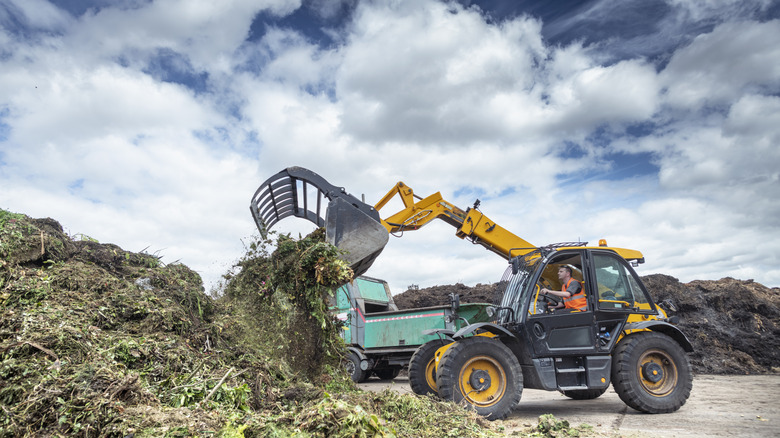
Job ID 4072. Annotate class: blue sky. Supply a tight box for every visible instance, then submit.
[1,0,779,293]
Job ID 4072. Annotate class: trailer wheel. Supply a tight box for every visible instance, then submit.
[409,339,446,396]
[345,351,368,383]
[560,387,607,400]
[374,367,401,381]
[612,331,692,413]
[436,336,522,420]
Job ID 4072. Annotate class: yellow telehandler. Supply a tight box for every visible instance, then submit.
[251,167,693,420]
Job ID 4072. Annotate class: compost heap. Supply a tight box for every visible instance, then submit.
[0,210,502,438]
[394,276,780,375]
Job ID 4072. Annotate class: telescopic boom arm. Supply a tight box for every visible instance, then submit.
[251,167,535,276]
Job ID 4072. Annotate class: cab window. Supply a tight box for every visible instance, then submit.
[594,253,649,310]
[529,252,589,315]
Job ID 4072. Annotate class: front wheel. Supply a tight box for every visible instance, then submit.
[436,336,522,420]
[611,331,692,413]
[409,339,447,396]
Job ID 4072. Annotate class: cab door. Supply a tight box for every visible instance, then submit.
[589,250,657,352]
[522,249,599,357]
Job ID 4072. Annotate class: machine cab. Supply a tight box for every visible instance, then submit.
[496,245,657,358]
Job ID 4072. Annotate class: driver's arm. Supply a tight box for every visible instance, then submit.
[542,288,571,298]
[543,281,581,298]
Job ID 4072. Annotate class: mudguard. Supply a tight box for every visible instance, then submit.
[452,322,517,340]
[422,328,456,342]
[347,346,367,362]
[624,320,694,352]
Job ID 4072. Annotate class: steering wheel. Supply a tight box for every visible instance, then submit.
[539,293,561,306]
[534,290,561,314]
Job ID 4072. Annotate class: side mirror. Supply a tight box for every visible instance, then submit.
[511,257,520,275]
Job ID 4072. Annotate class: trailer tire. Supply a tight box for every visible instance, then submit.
[436,336,522,420]
[374,367,401,381]
[409,339,447,396]
[560,387,607,400]
[345,351,368,383]
[612,331,692,413]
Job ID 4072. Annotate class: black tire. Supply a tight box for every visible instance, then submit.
[409,339,447,396]
[436,336,523,420]
[560,387,608,400]
[345,351,368,383]
[374,367,401,381]
[611,331,692,413]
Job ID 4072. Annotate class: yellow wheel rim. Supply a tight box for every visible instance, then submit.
[424,357,437,391]
[457,355,506,407]
[638,348,678,397]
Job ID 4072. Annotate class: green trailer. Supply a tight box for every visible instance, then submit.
[332,276,492,382]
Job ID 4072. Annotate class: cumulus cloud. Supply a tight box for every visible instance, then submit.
[64,0,301,70]
[0,0,72,31]
[661,20,780,109]
[666,0,775,22]
[337,1,547,145]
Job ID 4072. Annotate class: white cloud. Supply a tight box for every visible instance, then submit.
[582,196,780,287]
[661,19,780,109]
[62,0,301,72]
[0,0,72,31]
[337,1,547,145]
[724,93,780,143]
[666,0,775,22]
[545,55,660,131]
[308,0,357,20]
[3,66,218,147]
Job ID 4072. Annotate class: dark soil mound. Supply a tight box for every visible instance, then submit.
[394,274,780,375]
[393,282,500,309]
[644,274,780,375]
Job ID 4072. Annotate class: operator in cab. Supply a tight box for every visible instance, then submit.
[541,266,587,311]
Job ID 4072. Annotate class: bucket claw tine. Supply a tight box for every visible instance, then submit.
[250,167,389,276]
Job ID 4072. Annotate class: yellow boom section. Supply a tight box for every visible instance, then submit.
[374,182,535,260]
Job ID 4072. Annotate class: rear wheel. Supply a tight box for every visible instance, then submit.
[409,339,447,396]
[560,387,607,400]
[436,336,522,420]
[345,351,368,383]
[374,367,401,381]
[612,331,692,413]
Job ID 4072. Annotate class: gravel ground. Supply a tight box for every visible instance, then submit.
[359,374,779,437]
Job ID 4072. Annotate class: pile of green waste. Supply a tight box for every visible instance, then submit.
[0,209,507,437]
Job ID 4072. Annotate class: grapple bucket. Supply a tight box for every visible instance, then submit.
[250,167,389,277]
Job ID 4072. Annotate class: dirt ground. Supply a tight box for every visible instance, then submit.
[359,374,780,437]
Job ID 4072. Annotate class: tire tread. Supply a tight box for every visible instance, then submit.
[409,339,446,396]
[611,331,692,413]
[436,337,522,420]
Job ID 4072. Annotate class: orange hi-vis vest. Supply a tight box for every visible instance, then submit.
[562,278,587,311]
